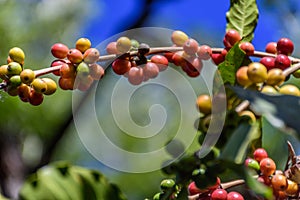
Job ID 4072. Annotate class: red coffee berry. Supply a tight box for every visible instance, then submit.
[127,67,144,85]
[197,45,212,60]
[143,62,159,79]
[271,174,288,192]
[277,38,294,55]
[112,59,131,75]
[224,29,241,48]
[172,51,185,66]
[150,55,169,71]
[18,84,31,102]
[106,42,120,54]
[260,158,276,177]
[182,57,202,77]
[211,189,227,200]
[29,89,44,106]
[265,42,277,54]
[227,191,244,200]
[163,52,174,63]
[83,48,100,64]
[239,42,255,56]
[211,53,225,65]
[60,63,75,78]
[274,54,291,70]
[89,63,104,80]
[183,38,199,55]
[67,48,83,64]
[51,59,66,76]
[187,181,207,195]
[259,57,275,71]
[51,43,69,59]
[59,77,75,90]
[253,148,268,162]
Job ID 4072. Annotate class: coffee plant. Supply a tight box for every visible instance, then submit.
[1,0,300,200]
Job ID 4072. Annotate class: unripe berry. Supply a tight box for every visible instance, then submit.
[285,179,299,197]
[20,69,35,84]
[183,38,199,55]
[260,57,275,71]
[238,110,256,122]
[67,48,83,64]
[150,55,168,71]
[244,158,260,171]
[143,62,159,79]
[31,78,47,94]
[128,67,144,85]
[130,39,139,49]
[112,59,131,75]
[211,189,227,200]
[261,85,278,94]
[274,54,291,70]
[171,30,189,46]
[279,84,300,96]
[51,43,69,59]
[76,62,90,78]
[116,36,131,53]
[160,179,175,192]
[9,47,25,64]
[7,62,22,75]
[271,174,288,191]
[239,42,255,56]
[6,85,18,96]
[247,62,268,83]
[83,48,100,64]
[265,42,277,54]
[277,38,294,55]
[75,37,91,53]
[266,68,285,86]
[260,157,276,176]
[292,69,300,78]
[42,78,57,95]
[9,75,21,87]
[253,148,268,162]
[0,65,9,80]
[236,66,252,86]
[226,191,244,200]
[196,94,212,114]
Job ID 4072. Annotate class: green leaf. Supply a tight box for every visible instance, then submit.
[218,43,250,85]
[226,0,259,42]
[19,162,127,200]
[261,116,292,170]
[220,122,260,164]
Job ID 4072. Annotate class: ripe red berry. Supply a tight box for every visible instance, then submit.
[224,29,241,48]
[182,57,202,77]
[143,62,159,79]
[265,42,277,54]
[239,42,255,56]
[18,84,30,102]
[29,89,44,106]
[271,174,288,192]
[197,45,212,60]
[67,48,83,64]
[211,189,227,200]
[187,181,207,195]
[150,55,169,71]
[60,63,75,78]
[259,57,275,71]
[260,157,276,176]
[51,43,69,59]
[127,66,144,85]
[51,59,67,76]
[277,38,294,55]
[253,148,268,162]
[211,53,225,65]
[112,59,131,75]
[172,51,185,66]
[227,191,244,200]
[183,38,199,55]
[274,54,291,70]
[59,77,75,90]
[83,48,100,64]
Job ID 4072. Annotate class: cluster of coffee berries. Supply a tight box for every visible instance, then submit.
[187,177,245,200]
[151,179,179,200]
[50,38,104,91]
[106,36,169,85]
[165,30,213,77]
[245,148,299,199]
[0,47,57,105]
